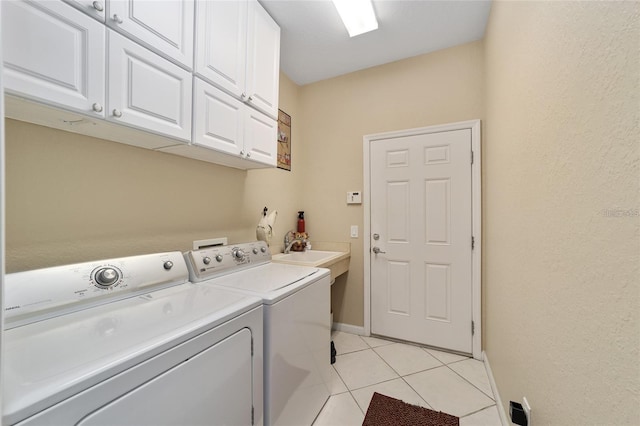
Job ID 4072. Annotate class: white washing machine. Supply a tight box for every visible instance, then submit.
[3,251,264,426]
[185,241,332,426]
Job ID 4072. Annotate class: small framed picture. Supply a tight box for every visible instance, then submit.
[277,109,291,171]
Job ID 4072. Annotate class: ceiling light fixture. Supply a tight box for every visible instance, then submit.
[331,0,378,38]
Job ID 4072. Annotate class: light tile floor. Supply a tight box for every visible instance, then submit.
[313,331,502,426]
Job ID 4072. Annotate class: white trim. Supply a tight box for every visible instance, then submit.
[362,119,482,360]
[331,322,366,336]
[0,0,6,409]
[471,119,482,360]
[483,351,509,426]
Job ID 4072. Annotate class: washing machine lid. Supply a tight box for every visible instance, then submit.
[203,262,330,303]
[3,283,262,424]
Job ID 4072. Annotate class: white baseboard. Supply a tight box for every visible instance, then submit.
[483,351,509,426]
[331,322,366,336]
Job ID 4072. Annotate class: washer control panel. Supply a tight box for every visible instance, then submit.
[185,241,271,282]
[4,251,189,329]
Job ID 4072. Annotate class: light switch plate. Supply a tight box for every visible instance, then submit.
[347,191,362,204]
[350,225,358,238]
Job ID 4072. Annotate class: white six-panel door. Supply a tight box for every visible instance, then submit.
[370,129,473,353]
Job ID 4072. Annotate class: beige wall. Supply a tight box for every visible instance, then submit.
[298,41,484,325]
[244,73,304,249]
[5,73,302,272]
[483,1,639,424]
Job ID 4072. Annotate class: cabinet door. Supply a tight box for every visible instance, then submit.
[246,0,280,120]
[108,0,194,69]
[2,0,106,118]
[244,107,277,167]
[108,30,192,141]
[193,78,244,157]
[62,0,106,22]
[195,0,247,100]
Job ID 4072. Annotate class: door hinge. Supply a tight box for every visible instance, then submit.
[472,321,475,336]
[471,150,474,165]
[471,236,475,250]
[251,406,255,425]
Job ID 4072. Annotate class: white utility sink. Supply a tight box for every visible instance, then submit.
[271,250,343,267]
[272,243,351,282]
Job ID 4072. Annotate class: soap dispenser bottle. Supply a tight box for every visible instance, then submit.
[297,211,305,233]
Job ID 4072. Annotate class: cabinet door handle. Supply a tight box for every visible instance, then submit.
[247,95,254,102]
[92,1,104,12]
[112,109,122,118]
[92,103,103,113]
[112,14,123,24]
[240,150,245,156]
[246,152,251,158]
[241,93,246,100]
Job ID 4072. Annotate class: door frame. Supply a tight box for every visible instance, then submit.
[363,119,482,360]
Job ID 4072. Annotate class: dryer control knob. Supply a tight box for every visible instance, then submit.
[252,248,259,254]
[203,257,211,265]
[261,246,267,253]
[232,248,245,261]
[163,261,174,270]
[215,254,223,262]
[95,268,119,287]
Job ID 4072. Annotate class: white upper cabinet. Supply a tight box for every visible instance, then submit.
[108,30,192,141]
[195,0,280,120]
[244,106,277,166]
[246,0,280,120]
[195,0,247,99]
[107,0,194,70]
[62,0,106,22]
[1,0,106,118]
[193,78,244,156]
[191,77,275,167]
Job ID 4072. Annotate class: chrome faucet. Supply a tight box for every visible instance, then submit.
[283,230,306,253]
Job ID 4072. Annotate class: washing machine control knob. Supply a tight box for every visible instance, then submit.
[232,248,246,261]
[163,261,173,270]
[94,268,119,288]
[203,257,211,265]
[261,246,267,253]
[252,248,259,254]
[215,254,223,262]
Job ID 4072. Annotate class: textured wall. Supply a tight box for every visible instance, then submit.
[483,1,640,424]
[4,73,302,272]
[298,41,484,326]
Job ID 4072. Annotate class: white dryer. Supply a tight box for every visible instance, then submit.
[3,252,264,426]
[185,241,332,426]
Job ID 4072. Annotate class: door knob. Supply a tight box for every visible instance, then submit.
[372,247,386,254]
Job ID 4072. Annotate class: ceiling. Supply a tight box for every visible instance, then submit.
[260,0,492,86]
